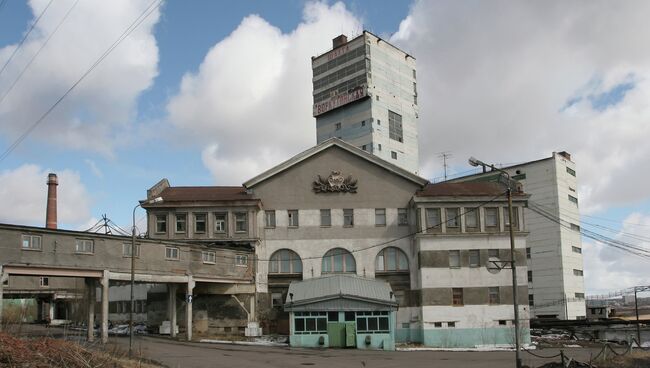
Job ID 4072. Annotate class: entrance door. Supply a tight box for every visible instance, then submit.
[327,323,346,347]
[345,322,356,347]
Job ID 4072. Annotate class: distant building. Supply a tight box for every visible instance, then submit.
[312,31,419,174]
[450,151,586,319]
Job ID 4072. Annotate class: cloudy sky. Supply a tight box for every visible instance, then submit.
[0,0,649,294]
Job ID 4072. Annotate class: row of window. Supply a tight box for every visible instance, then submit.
[21,234,249,267]
[448,249,501,268]
[312,44,367,77]
[265,208,409,228]
[268,247,409,275]
[526,245,581,260]
[293,310,390,335]
[155,212,248,235]
[109,300,146,314]
[452,287,502,306]
[421,206,519,233]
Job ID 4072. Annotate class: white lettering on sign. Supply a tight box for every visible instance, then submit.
[313,85,367,116]
[328,45,350,61]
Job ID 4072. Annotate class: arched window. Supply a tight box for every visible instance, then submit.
[322,248,356,273]
[269,249,302,274]
[375,247,409,272]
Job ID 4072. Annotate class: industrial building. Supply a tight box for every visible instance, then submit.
[449,152,586,319]
[312,32,420,174]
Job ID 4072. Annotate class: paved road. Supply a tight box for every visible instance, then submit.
[108,336,607,368]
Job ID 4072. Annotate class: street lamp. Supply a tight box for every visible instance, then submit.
[468,157,522,368]
[130,196,163,357]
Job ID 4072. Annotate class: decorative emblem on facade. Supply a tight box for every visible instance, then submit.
[313,171,358,193]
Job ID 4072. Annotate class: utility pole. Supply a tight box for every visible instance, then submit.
[635,286,641,346]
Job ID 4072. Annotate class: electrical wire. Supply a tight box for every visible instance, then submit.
[0,0,80,107]
[0,0,54,78]
[0,0,162,164]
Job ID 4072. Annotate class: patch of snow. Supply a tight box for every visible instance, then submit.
[199,339,288,347]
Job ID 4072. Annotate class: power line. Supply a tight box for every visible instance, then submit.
[0,0,162,164]
[0,0,8,14]
[0,0,80,107]
[0,0,54,78]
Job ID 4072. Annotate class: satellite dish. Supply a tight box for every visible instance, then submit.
[486,256,502,274]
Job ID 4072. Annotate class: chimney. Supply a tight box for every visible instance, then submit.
[332,35,348,49]
[46,173,58,229]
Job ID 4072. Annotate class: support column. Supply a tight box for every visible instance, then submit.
[0,266,6,332]
[168,284,177,338]
[48,301,55,321]
[186,276,195,341]
[100,271,109,343]
[87,278,95,342]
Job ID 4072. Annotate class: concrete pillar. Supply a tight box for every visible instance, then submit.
[100,271,109,343]
[0,266,5,332]
[87,279,95,342]
[48,301,55,321]
[168,284,177,338]
[186,276,195,341]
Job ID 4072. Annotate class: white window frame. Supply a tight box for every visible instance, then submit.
[75,239,94,254]
[288,210,299,227]
[320,209,331,227]
[343,209,354,227]
[485,207,499,228]
[235,254,248,267]
[155,214,167,234]
[194,213,207,233]
[446,208,460,228]
[165,247,179,260]
[449,250,460,268]
[469,249,480,267]
[39,277,49,287]
[265,210,276,228]
[202,251,216,264]
[175,213,187,233]
[375,208,386,226]
[123,243,140,258]
[214,213,227,233]
[235,212,248,233]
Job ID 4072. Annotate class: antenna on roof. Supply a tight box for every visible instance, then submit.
[438,151,453,181]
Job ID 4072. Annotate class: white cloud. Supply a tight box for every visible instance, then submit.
[84,159,103,178]
[167,1,362,184]
[583,212,650,294]
[390,0,650,213]
[0,164,92,227]
[0,0,160,157]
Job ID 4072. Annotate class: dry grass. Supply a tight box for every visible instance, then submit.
[597,350,650,368]
[0,332,161,368]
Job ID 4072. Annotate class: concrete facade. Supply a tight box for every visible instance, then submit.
[312,31,419,174]
[450,152,586,319]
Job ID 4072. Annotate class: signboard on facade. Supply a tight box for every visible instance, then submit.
[313,85,367,117]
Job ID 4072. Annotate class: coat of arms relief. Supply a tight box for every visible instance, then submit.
[313,171,358,193]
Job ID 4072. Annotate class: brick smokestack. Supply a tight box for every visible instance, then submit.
[46,173,58,229]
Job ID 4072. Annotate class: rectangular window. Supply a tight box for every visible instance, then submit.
[343,209,354,227]
[214,213,227,233]
[528,270,533,282]
[573,269,583,276]
[446,208,460,228]
[21,235,42,250]
[526,247,531,259]
[566,167,576,176]
[175,213,186,233]
[202,251,216,264]
[391,151,397,160]
[572,246,582,254]
[489,287,500,304]
[575,292,585,299]
[568,195,578,205]
[529,294,534,306]
[335,122,341,130]
[503,207,519,230]
[194,213,207,233]
[265,210,276,228]
[40,277,49,287]
[488,249,499,258]
[271,293,283,308]
[235,212,248,232]
[155,214,167,233]
[452,288,463,306]
[434,322,442,328]
[165,247,179,260]
[123,243,140,258]
[570,223,581,231]
[388,110,403,142]
[485,208,499,229]
[426,208,441,231]
[288,210,299,227]
[398,208,408,226]
[75,239,94,254]
[465,209,479,230]
[320,209,331,227]
[375,208,386,226]
[469,250,480,267]
[449,250,460,268]
[236,255,248,267]
[499,320,507,326]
